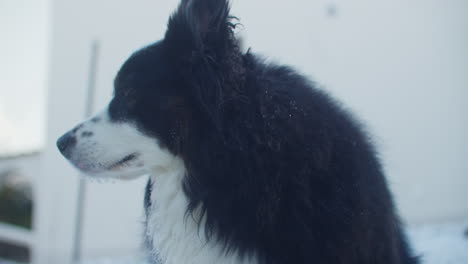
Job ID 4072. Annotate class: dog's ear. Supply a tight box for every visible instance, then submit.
[165,0,234,55]
[165,0,243,131]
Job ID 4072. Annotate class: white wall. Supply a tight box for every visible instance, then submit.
[0,0,50,154]
[41,0,468,262]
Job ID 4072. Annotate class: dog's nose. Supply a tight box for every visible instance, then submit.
[57,132,77,156]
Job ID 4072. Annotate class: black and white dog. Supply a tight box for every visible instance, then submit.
[57,0,419,263]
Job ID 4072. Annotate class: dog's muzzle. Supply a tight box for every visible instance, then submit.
[57,131,77,158]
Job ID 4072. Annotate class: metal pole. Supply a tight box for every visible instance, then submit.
[72,40,100,263]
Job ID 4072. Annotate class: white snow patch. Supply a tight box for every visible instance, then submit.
[409,220,468,264]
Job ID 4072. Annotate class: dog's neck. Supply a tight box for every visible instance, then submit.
[148,157,186,180]
[145,158,254,264]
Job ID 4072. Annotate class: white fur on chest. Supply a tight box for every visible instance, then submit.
[145,159,256,264]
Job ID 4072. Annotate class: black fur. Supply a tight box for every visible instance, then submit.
[112,0,419,263]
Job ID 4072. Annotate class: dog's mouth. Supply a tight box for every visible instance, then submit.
[109,153,140,170]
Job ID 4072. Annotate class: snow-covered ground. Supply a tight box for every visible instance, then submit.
[409,220,468,264]
[81,220,468,264]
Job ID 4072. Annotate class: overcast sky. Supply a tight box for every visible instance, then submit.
[0,0,50,154]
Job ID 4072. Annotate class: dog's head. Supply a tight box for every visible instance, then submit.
[57,0,241,179]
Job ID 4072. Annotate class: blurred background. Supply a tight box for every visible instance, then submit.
[0,0,467,263]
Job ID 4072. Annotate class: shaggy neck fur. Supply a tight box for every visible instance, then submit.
[145,158,256,264]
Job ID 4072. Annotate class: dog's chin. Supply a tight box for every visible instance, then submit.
[67,156,147,181]
[89,169,147,181]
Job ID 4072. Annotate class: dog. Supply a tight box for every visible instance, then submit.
[57,0,419,263]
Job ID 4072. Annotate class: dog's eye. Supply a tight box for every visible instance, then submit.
[109,97,132,121]
[126,97,137,109]
[158,96,185,110]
